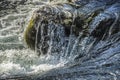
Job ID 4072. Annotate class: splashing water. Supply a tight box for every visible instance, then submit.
[0,0,69,77]
[0,0,120,79]
[0,0,90,77]
[0,0,88,77]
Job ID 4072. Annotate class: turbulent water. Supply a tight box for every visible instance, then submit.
[0,0,67,78]
[0,0,120,80]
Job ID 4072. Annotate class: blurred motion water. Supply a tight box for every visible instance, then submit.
[0,0,120,80]
[0,0,66,77]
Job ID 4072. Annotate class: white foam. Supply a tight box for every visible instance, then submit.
[0,0,69,77]
[0,49,66,76]
[0,62,26,75]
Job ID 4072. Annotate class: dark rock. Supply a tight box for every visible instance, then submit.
[22,0,120,80]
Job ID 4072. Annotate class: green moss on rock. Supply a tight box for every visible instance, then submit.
[24,14,38,50]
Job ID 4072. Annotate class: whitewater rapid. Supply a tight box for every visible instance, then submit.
[0,0,68,77]
[0,0,120,80]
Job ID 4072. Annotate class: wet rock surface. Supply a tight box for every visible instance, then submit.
[23,0,120,80]
[1,0,120,80]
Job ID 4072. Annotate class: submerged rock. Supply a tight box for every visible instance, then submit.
[23,0,120,79]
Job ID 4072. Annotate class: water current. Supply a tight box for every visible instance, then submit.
[0,0,120,80]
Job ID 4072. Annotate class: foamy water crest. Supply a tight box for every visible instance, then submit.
[0,0,120,80]
[0,49,66,76]
[0,0,69,77]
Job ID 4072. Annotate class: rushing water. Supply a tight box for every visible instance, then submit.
[0,0,66,77]
[0,0,86,76]
[0,0,120,80]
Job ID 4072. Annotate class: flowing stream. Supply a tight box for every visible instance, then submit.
[0,0,67,77]
[0,0,120,80]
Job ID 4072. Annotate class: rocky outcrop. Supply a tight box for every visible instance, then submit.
[23,0,120,79]
[24,0,120,52]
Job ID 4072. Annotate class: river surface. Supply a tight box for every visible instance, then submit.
[0,0,120,80]
[0,0,66,77]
